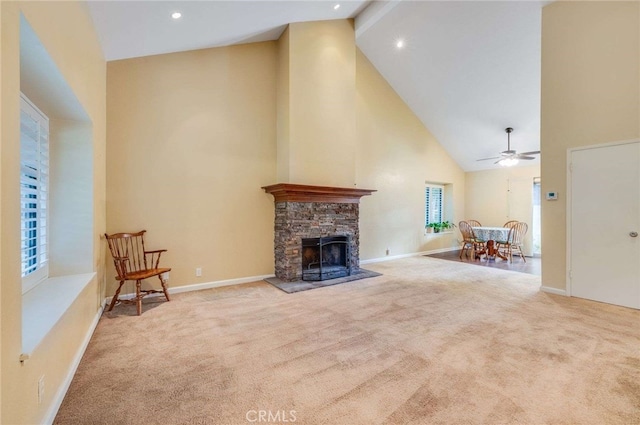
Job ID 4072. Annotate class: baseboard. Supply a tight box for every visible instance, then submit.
[168,274,275,294]
[540,286,567,296]
[105,273,275,304]
[43,303,104,425]
[361,247,458,265]
[424,247,460,255]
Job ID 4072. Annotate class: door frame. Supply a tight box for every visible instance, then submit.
[566,138,640,297]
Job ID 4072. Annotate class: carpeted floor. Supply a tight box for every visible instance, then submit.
[54,257,640,425]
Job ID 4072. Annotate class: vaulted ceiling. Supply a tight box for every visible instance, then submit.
[87,0,544,172]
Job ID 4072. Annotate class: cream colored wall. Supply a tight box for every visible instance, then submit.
[355,50,465,259]
[541,1,639,291]
[0,6,22,421]
[0,3,5,419]
[276,27,291,183]
[49,120,94,277]
[0,1,106,424]
[285,20,357,187]
[18,279,99,425]
[106,43,277,293]
[465,165,540,256]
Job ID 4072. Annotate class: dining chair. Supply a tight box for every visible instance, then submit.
[496,222,528,262]
[105,230,171,315]
[458,221,485,259]
[503,220,519,229]
[467,220,482,227]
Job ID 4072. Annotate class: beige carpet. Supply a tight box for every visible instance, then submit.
[54,257,640,425]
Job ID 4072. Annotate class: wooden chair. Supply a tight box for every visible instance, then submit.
[467,220,482,227]
[496,222,528,262]
[458,221,485,259]
[105,230,171,315]
[503,220,519,229]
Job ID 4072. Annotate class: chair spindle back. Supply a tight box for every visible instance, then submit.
[503,220,519,229]
[509,222,528,245]
[105,230,148,279]
[458,221,475,242]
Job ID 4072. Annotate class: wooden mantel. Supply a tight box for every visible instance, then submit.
[262,183,376,204]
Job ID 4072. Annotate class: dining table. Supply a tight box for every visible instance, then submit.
[472,226,511,260]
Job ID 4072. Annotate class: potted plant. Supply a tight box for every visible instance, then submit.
[427,222,442,233]
[426,221,456,233]
[440,221,456,231]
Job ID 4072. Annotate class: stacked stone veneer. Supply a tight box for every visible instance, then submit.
[275,202,359,281]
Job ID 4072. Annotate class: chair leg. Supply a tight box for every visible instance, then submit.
[108,280,126,311]
[460,242,471,259]
[519,245,526,262]
[136,280,142,316]
[158,275,171,301]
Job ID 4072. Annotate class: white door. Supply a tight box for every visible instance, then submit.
[570,141,640,309]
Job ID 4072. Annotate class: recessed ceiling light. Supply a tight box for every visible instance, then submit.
[171,11,182,19]
[396,39,405,49]
[334,4,341,10]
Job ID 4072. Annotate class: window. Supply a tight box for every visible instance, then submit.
[532,177,541,255]
[425,183,443,226]
[20,94,49,293]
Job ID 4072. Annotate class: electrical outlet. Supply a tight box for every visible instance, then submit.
[196,267,202,277]
[38,375,45,405]
[386,248,390,256]
[161,272,169,281]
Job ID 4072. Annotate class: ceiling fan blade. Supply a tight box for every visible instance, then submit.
[478,128,540,163]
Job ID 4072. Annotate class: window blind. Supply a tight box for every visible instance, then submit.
[425,184,443,226]
[20,94,49,291]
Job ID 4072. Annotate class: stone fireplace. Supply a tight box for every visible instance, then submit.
[262,184,375,282]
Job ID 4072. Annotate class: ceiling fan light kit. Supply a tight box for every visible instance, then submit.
[499,157,519,167]
[477,127,540,167]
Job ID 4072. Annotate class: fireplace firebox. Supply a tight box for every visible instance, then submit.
[301,235,351,281]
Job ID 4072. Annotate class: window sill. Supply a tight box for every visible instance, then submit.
[22,272,96,358]
[424,230,454,236]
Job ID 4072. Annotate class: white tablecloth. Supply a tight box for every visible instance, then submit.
[472,226,510,242]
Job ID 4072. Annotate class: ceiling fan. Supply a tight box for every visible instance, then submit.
[477,127,540,166]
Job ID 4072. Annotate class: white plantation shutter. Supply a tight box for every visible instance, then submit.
[20,94,49,292]
[425,184,443,226]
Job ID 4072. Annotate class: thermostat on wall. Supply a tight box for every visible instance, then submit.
[546,192,558,200]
